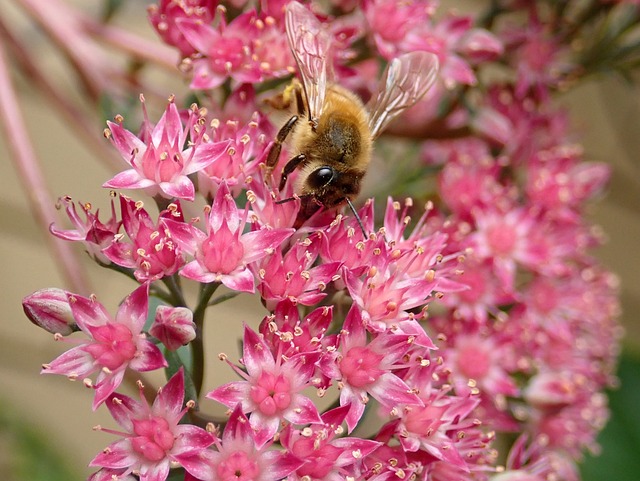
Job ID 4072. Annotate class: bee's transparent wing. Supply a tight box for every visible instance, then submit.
[367,52,439,139]
[285,2,331,123]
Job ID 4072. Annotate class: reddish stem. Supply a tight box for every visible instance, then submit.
[0,39,91,294]
[0,20,122,172]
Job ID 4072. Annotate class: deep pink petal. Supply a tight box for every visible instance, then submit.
[163,218,205,255]
[107,121,147,162]
[116,284,149,333]
[209,182,240,233]
[93,369,126,409]
[261,450,304,481]
[207,381,250,409]
[102,241,136,268]
[139,459,171,481]
[153,368,184,419]
[369,373,422,407]
[42,345,94,378]
[172,425,216,454]
[104,392,143,432]
[189,61,226,90]
[159,176,195,201]
[220,269,255,293]
[241,228,295,264]
[153,101,183,147]
[242,325,275,376]
[90,439,137,469]
[179,261,219,283]
[67,292,110,329]
[249,412,281,448]
[103,169,155,190]
[333,438,381,466]
[286,395,321,425]
[176,18,219,54]
[340,386,365,433]
[129,339,167,372]
[223,405,253,445]
[176,451,216,481]
[183,140,231,175]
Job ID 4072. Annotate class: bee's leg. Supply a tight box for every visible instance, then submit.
[279,153,306,191]
[266,115,299,170]
[294,86,305,117]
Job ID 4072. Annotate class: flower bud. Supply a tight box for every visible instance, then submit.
[523,372,577,409]
[150,305,196,351]
[22,288,77,335]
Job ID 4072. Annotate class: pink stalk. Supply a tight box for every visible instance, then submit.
[15,0,110,101]
[0,40,91,294]
[83,22,178,71]
[0,21,122,172]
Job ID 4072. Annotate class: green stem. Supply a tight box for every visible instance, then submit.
[191,282,220,397]
[162,274,187,307]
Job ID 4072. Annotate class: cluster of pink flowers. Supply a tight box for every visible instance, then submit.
[21,1,627,481]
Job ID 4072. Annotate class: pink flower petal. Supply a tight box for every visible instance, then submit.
[67,292,110,329]
[220,268,255,293]
[163,218,205,255]
[103,169,155,190]
[115,284,149,334]
[153,368,184,419]
[128,339,167,372]
[107,121,146,162]
[90,439,137,469]
[286,394,321,425]
[42,345,94,378]
[159,176,195,201]
[184,140,231,175]
[179,261,219,283]
[242,325,275,376]
[242,228,295,264]
[207,381,250,409]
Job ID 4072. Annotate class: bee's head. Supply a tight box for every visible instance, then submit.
[303,166,362,208]
[307,166,336,189]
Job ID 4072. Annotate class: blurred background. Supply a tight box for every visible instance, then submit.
[0,1,639,480]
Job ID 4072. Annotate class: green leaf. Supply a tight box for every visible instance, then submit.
[165,348,198,405]
[581,351,640,481]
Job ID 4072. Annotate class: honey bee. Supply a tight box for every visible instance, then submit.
[266,2,439,232]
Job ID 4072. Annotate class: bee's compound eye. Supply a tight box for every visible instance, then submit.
[309,167,335,188]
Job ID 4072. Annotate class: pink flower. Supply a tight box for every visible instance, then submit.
[344,239,438,336]
[50,195,120,264]
[470,206,540,289]
[320,306,423,432]
[280,405,381,480]
[150,305,196,351]
[255,236,341,311]
[104,96,230,201]
[444,332,519,400]
[22,288,77,335]
[148,0,218,57]
[41,284,167,409]
[102,195,185,282]
[188,405,303,481]
[90,368,215,481]
[165,182,294,292]
[197,112,272,200]
[259,299,334,358]
[207,324,322,446]
[177,8,292,90]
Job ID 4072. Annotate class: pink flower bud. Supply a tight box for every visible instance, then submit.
[524,372,577,409]
[22,288,76,335]
[150,305,196,351]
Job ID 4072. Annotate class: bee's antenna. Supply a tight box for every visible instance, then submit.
[275,196,298,205]
[345,198,368,239]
